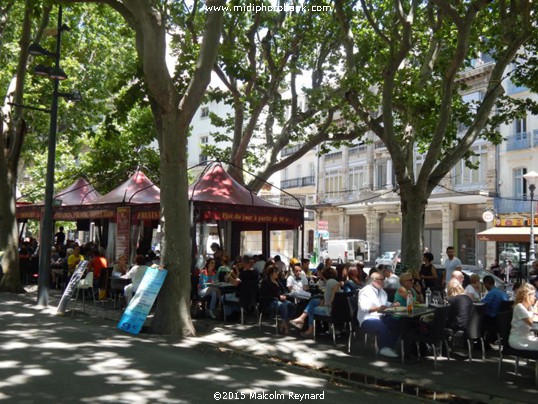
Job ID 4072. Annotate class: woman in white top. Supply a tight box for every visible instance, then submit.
[121,254,148,304]
[464,274,481,302]
[509,283,538,351]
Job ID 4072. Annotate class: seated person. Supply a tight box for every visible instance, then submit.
[217,254,232,282]
[112,254,129,277]
[88,247,108,291]
[287,263,310,298]
[198,258,218,318]
[121,254,148,304]
[290,267,341,337]
[383,265,400,289]
[356,271,401,358]
[395,272,424,306]
[446,279,473,332]
[260,264,296,335]
[481,275,509,342]
[464,274,482,302]
[509,282,538,351]
[67,245,84,276]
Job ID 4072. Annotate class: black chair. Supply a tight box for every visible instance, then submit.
[348,291,378,355]
[384,287,397,303]
[313,291,353,349]
[400,305,451,368]
[496,310,538,387]
[258,297,282,334]
[222,280,259,324]
[445,303,486,361]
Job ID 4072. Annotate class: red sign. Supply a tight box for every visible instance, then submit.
[318,220,329,231]
[116,207,131,261]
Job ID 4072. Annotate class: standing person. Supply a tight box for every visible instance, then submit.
[509,283,538,350]
[489,260,501,278]
[54,226,66,247]
[503,260,514,283]
[357,272,401,358]
[443,246,462,287]
[274,255,287,275]
[121,254,148,304]
[419,252,437,290]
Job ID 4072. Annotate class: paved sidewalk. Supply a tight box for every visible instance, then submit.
[15,286,538,403]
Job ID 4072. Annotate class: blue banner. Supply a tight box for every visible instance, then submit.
[117,267,167,335]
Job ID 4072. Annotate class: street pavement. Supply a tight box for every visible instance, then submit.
[1,286,537,403]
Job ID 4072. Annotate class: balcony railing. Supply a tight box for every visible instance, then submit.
[281,176,315,189]
[349,144,367,155]
[281,143,303,157]
[324,151,342,160]
[494,197,532,214]
[506,132,531,151]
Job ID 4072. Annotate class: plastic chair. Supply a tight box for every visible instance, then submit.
[313,291,353,348]
[72,272,97,315]
[496,310,538,387]
[400,305,451,368]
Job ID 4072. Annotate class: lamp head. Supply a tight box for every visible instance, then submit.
[29,43,56,57]
[34,64,51,77]
[523,170,538,188]
[48,66,68,80]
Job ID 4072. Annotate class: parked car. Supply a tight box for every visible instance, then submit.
[460,265,507,291]
[499,247,526,263]
[375,251,400,269]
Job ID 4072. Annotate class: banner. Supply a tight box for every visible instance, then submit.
[116,207,131,261]
[56,260,88,315]
[117,267,168,335]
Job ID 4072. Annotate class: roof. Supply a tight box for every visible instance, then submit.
[92,171,160,205]
[55,178,101,205]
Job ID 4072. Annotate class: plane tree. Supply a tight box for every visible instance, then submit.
[333,0,537,270]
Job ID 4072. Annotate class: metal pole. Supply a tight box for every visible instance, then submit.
[530,184,536,263]
[37,6,63,306]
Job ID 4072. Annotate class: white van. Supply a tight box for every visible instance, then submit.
[321,239,369,263]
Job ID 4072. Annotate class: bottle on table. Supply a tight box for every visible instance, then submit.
[406,290,413,315]
[425,287,432,306]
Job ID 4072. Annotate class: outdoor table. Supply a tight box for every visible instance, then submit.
[383,305,435,319]
[110,277,131,309]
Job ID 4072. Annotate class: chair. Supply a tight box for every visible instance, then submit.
[222,281,259,324]
[258,297,282,334]
[348,291,378,355]
[72,272,97,315]
[496,310,538,387]
[313,291,353,349]
[445,302,483,362]
[400,305,450,368]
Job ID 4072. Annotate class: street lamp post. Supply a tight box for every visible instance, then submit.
[523,170,538,281]
[34,6,68,306]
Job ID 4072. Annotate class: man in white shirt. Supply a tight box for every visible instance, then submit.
[443,246,462,286]
[358,272,401,358]
[253,254,266,275]
[382,266,400,289]
[286,264,311,298]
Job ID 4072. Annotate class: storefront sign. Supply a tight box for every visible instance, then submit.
[495,218,525,227]
[116,207,131,261]
[217,212,293,224]
[482,211,494,223]
[318,220,329,231]
[117,267,168,335]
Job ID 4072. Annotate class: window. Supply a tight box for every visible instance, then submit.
[309,162,315,177]
[325,170,341,198]
[453,147,486,187]
[200,106,209,118]
[200,136,209,145]
[296,164,302,179]
[349,166,366,191]
[283,168,289,181]
[515,118,527,135]
[514,167,527,199]
[375,161,387,189]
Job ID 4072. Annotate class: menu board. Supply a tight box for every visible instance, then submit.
[116,207,131,261]
[56,260,88,315]
[117,267,167,335]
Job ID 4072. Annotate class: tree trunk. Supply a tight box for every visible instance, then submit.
[0,122,25,294]
[150,110,195,337]
[399,184,428,273]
